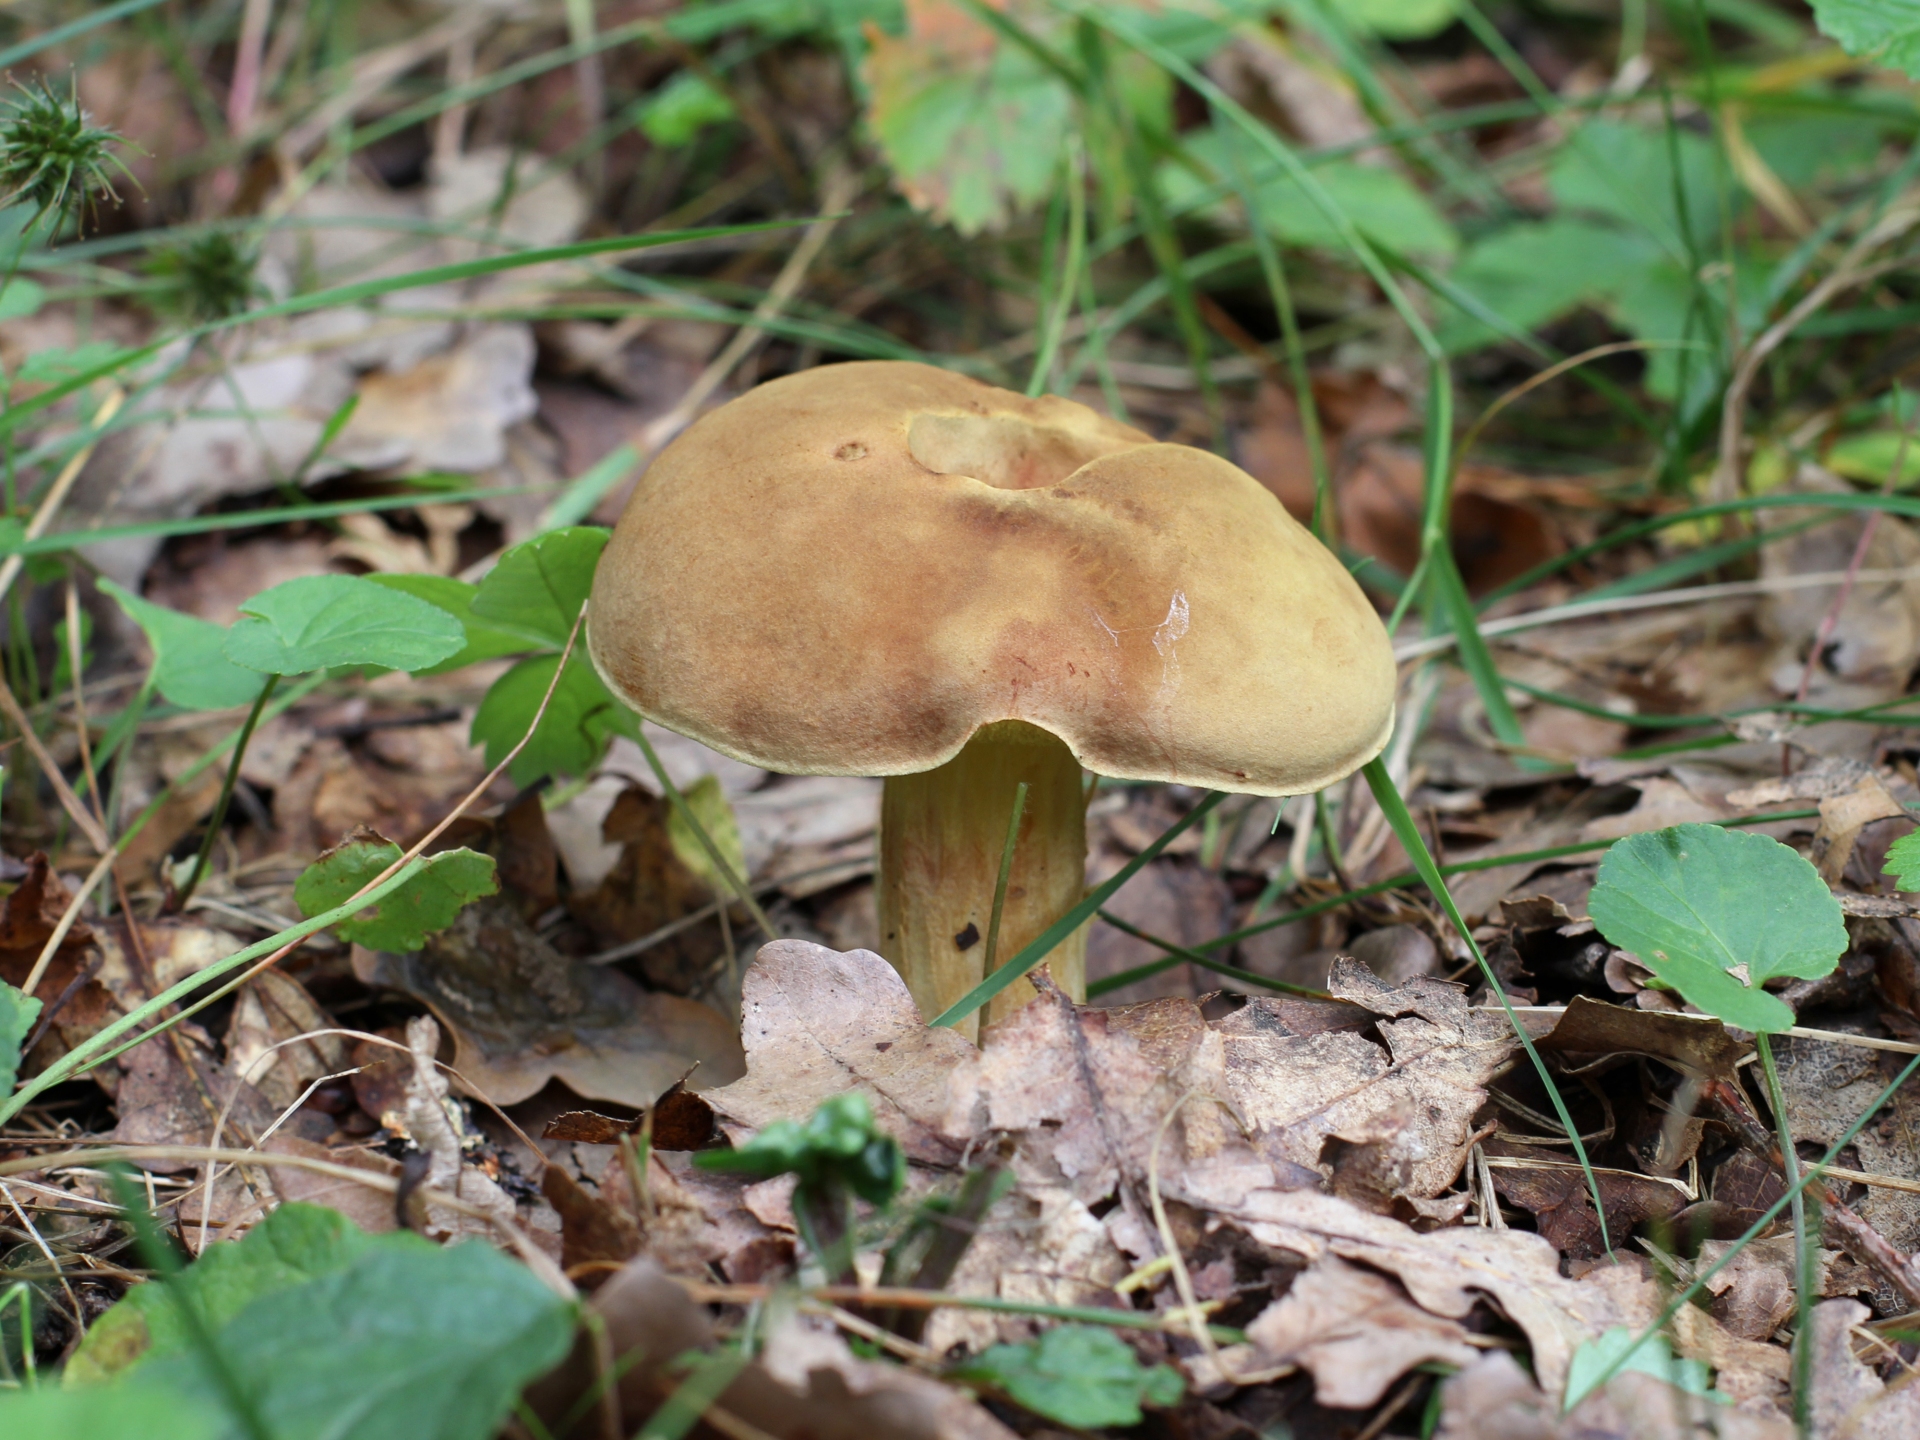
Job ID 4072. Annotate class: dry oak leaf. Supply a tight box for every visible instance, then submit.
[943,981,1271,1209]
[1217,958,1515,1200]
[704,940,978,1164]
[1436,1349,1794,1440]
[1243,1254,1480,1409]
[1213,1188,1627,1401]
[1808,1299,1920,1440]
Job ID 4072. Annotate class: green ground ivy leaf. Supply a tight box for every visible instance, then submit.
[1884,830,1920,890]
[1813,1,1920,77]
[1563,1327,1719,1413]
[68,1203,380,1384]
[1437,217,1660,353]
[111,1215,573,1440]
[470,651,631,786]
[1588,823,1847,1034]
[294,834,498,953]
[0,978,42,1096]
[956,1325,1184,1428]
[862,1,1072,235]
[224,574,465,676]
[469,526,609,650]
[98,579,266,711]
[364,573,532,675]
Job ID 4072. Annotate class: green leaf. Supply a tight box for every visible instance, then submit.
[469,526,609,649]
[1587,824,1847,1034]
[957,1325,1185,1428]
[14,339,133,384]
[68,1203,380,1384]
[469,652,629,787]
[1170,127,1457,258]
[223,575,466,676]
[0,276,42,320]
[1343,0,1456,40]
[697,1093,906,1207]
[1548,119,1731,257]
[863,6,1074,235]
[638,72,737,146]
[294,835,499,953]
[668,774,748,895]
[97,579,267,711]
[363,574,532,675]
[1884,830,1920,891]
[0,978,42,1096]
[142,1218,573,1440]
[1563,1327,1719,1412]
[1813,0,1920,77]
[1436,217,1659,353]
[0,1381,223,1439]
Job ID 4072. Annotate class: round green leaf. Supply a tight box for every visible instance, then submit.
[98,578,267,711]
[294,834,499,953]
[223,574,466,675]
[960,1325,1184,1428]
[1588,824,1846,1034]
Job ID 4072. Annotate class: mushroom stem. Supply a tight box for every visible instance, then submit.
[877,720,1087,1040]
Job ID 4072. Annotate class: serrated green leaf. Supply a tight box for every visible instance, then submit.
[469,527,609,650]
[1436,217,1660,352]
[1548,120,1731,257]
[668,774,747,896]
[97,579,267,711]
[294,836,498,952]
[1563,1326,1719,1412]
[1884,829,1920,891]
[470,652,630,787]
[223,575,466,676]
[363,573,532,675]
[1588,824,1846,1034]
[862,4,1073,236]
[0,978,42,1096]
[68,1203,381,1384]
[1813,0,1920,77]
[958,1325,1184,1428]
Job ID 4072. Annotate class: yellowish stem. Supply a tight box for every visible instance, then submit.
[877,721,1087,1041]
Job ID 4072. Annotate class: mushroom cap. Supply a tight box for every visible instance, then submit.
[588,361,1396,796]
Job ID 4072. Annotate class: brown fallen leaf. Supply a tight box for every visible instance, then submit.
[569,782,725,994]
[1436,1349,1794,1440]
[1243,1254,1479,1409]
[353,892,743,1108]
[1483,1140,1685,1261]
[397,1015,517,1244]
[264,1133,401,1235]
[541,1164,641,1274]
[524,1257,1016,1440]
[223,970,348,1114]
[704,940,977,1165]
[1219,959,1515,1202]
[1808,1298,1920,1440]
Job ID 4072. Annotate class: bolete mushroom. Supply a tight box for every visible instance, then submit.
[587,361,1396,1036]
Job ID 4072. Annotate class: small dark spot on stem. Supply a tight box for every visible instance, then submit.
[834,441,868,461]
[954,922,980,950]
[875,1041,892,1052]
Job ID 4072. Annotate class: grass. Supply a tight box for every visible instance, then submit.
[3,0,1920,1425]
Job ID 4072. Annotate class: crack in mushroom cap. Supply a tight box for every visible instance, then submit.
[587,361,1397,795]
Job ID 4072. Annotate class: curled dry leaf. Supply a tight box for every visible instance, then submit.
[353,893,743,1108]
[397,1015,517,1244]
[1437,1349,1794,1440]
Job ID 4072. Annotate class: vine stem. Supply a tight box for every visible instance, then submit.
[1755,1031,1814,1435]
[174,672,278,910]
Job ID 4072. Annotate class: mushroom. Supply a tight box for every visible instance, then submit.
[587,361,1396,1036]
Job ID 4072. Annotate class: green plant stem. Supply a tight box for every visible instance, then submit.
[981,782,1030,975]
[1756,1031,1814,1434]
[1027,142,1085,397]
[1365,758,1613,1253]
[175,673,277,910]
[1093,908,1334,1000]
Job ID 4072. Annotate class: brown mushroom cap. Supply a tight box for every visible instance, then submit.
[588,361,1396,795]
